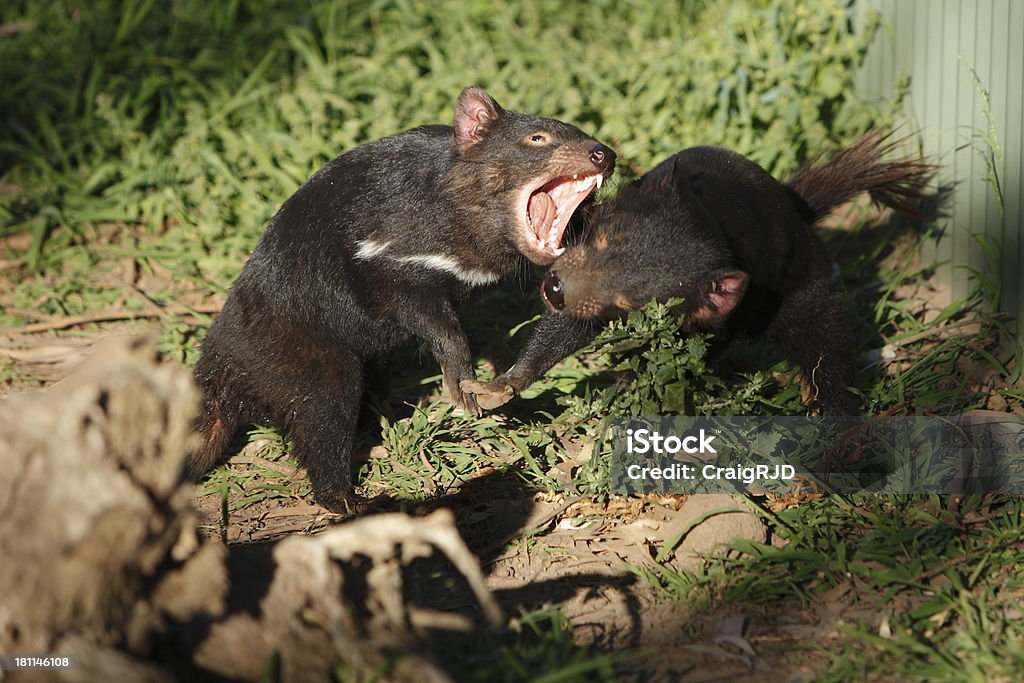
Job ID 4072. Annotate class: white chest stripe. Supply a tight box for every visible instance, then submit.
[354,239,391,259]
[394,254,500,286]
[354,239,499,287]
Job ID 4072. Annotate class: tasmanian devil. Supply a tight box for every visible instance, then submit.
[187,87,616,512]
[461,130,932,415]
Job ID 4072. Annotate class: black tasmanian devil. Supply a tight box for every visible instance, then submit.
[462,130,932,415]
[187,87,616,512]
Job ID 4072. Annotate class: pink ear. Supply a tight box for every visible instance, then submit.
[454,87,502,147]
[693,270,748,323]
[655,157,678,192]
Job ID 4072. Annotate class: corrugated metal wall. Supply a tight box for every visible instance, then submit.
[856,0,1023,338]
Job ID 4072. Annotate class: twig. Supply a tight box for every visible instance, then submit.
[124,282,171,319]
[0,303,222,335]
[885,317,989,349]
[2,307,52,322]
[230,455,297,477]
[418,448,436,472]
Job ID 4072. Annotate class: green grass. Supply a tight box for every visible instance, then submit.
[626,494,1024,680]
[2,0,1022,681]
[427,608,632,683]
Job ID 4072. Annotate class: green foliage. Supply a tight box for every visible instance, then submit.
[371,403,512,498]
[580,299,784,416]
[626,494,1024,679]
[1,0,880,253]
[744,496,1024,680]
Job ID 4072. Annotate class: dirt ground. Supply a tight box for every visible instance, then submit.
[2,219,1019,681]
[190,455,857,681]
[0,331,852,681]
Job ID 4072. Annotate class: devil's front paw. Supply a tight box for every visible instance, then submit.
[315,487,369,516]
[459,378,516,411]
[443,374,483,416]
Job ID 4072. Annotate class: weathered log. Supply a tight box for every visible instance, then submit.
[0,337,501,682]
[0,336,205,682]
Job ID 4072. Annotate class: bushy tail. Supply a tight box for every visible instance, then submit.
[785,129,935,222]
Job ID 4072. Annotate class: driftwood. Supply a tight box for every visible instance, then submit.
[0,337,502,682]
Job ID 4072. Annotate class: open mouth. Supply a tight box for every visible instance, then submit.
[520,173,602,262]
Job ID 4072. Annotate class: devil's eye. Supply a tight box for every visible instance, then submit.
[526,132,550,145]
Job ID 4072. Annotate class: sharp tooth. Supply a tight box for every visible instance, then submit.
[572,174,579,180]
[552,246,565,256]
[596,175,603,189]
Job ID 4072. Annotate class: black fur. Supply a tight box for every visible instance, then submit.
[188,88,615,512]
[462,130,933,415]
